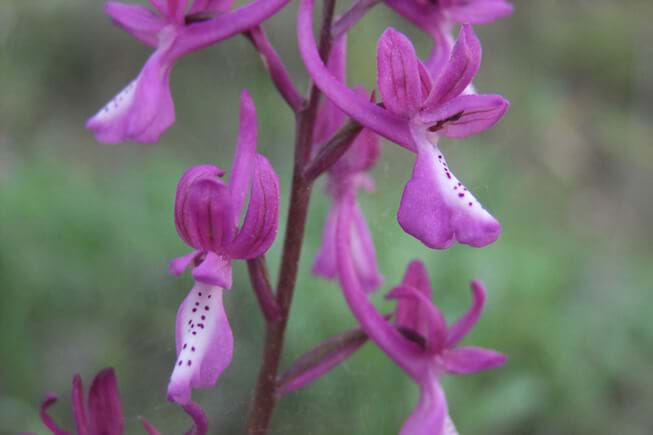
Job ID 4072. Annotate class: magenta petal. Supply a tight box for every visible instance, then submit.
[446,280,486,347]
[104,2,165,47]
[397,130,501,248]
[377,28,425,118]
[182,401,209,435]
[166,0,187,23]
[168,283,234,405]
[447,0,514,24]
[330,126,381,177]
[86,41,176,144]
[420,94,510,139]
[182,177,235,253]
[400,378,448,435]
[189,0,234,14]
[169,250,203,276]
[229,91,258,217]
[314,200,382,292]
[298,0,414,149]
[394,261,439,345]
[387,284,447,353]
[192,252,233,288]
[71,375,89,435]
[425,24,481,107]
[442,346,507,374]
[87,368,125,435]
[40,394,71,435]
[228,155,280,259]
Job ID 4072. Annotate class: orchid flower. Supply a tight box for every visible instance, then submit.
[311,36,383,292]
[299,0,508,249]
[384,0,513,73]
[335,199,507,435]
[166,91,280,405]
[86,0,289,144]
[39,368,208,435]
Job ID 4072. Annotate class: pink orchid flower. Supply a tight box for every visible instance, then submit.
[86,0,289,144]
[167,91,280,405]
[299,0,509,249]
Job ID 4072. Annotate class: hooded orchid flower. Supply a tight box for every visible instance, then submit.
[335,199,507,435]
[166,91,280,405]
[86,0,289,144]
[299,0,508,249]
[384,0,513,73]
[311,36,383,293]
[39,368,208,435]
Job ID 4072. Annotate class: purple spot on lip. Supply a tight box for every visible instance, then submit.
[468,202,473,206]
[187,360,192,367]
[183,343,187,349]
[191,347,196,352]
[192,331,197,335]
[458,193,465,198]
[205,306,209,311]
[208,294,212,299]
[198,292,202,296]
[201,315,206,320]
[454,186,458,190]
[192,308,197,313]
[446,174,452,179]
[178,360,182,366]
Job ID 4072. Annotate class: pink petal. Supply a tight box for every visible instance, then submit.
[446,0,513,24]
[168,283,234,405]
[397,129,501,249]
[181,401,208,435]
[40,394,71,435]
[166,0,187,23]
[425,24,481,107]
[297,0,414,149]
[446,280,486,347]
[377,28,425,118]
[400,378,448,435]
[178,176,235,253]
[420,94,510,139]
[87,368,125,435]
[313,199,383,293]
[227,155,280,259]
[86,39,177,144]
[442,346,507,374]
[387,284,447,353]
[169,250,203,276]
[105,2,166,47]
[229,91,258,217]
[192,251,233,288]
[189,0,234,14]
[330,124,381,177]
[71,375,89,434]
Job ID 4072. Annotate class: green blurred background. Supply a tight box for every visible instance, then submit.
[1,0,652,433]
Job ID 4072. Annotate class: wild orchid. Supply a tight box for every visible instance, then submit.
[166,91,280,405]
[335,198,507,435]
[299,0,508,249]
[311,36,383,292]
[70,0,516,432]
[384,0,513,72]
[39,368,207,435]
[86,0,289,144]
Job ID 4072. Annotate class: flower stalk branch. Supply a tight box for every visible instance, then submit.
[303,119,363,182]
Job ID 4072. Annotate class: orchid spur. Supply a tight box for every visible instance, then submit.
[86,0,289,144]
[166,91,280,405]
[39,368,208,435]
[335,198,506,435]
[299,0,508,249]
[384,0,513,73]
[311,35,383,293]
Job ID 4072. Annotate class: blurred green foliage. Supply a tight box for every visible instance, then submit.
[1,0,652,434]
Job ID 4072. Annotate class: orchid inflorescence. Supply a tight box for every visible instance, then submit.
[39,0,513,433]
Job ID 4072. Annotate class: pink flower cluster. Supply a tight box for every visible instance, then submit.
[38,0,513,433]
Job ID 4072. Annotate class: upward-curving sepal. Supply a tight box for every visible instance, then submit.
[228,154,280,259]
[229,91,258,216]
[105,2,166,47]
[168,282,234,405]
[398,127,501,249]
[87,368,125,435]
[377,28,426,118]
[189,0,235,15]
[426,24,481,107]
[446,0,514,25]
